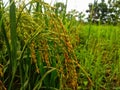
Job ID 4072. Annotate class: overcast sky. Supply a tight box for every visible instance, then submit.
[3,0,108,14]
[44,0,108,13]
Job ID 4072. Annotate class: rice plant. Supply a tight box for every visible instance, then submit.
[0,0,78,89]
[0,0,120,90]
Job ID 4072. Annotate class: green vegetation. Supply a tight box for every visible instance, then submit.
[0,0,120,90]
[86,0,120,24]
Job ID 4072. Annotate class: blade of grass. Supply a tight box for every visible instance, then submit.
[9,0,17,89]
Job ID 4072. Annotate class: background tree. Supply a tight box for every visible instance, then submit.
[54,2,85,24]
[86,0,120,25]
[53,2,67,24]
[66,9,85,22]
[107,0,120,24]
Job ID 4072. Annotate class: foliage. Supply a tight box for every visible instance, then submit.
[54,2,85,23]
[86,0,120,25]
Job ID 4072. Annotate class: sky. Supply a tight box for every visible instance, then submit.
[44,0,94,13]
[3,0,108,14]
[44,0,108,13]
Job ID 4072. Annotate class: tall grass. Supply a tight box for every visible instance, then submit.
[0,0,120,90]
[74,25,120,89]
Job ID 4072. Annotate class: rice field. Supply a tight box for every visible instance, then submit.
[0,0,120,90]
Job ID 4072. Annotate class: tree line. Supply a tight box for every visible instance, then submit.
[54,0,120,25]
